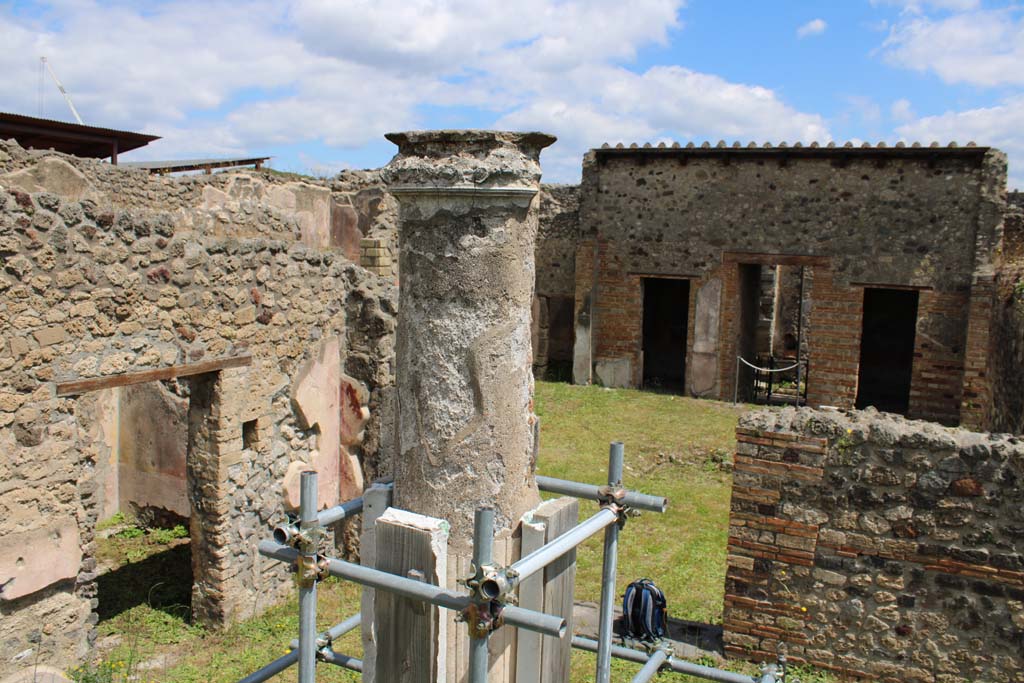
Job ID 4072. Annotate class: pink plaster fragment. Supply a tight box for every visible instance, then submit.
[289,339,368,507]
[338,375,369,501]
[291,338,343,508]
[0,520,81,601]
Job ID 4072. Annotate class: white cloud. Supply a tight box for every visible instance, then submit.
[896,96,1024,187]
[891,98,915,122]
[841,95,883,127]
[872,0,980,14]
[497,64,830,179]
[880,6,1024,86]
[0,0,831,181]
[797,19,827,38]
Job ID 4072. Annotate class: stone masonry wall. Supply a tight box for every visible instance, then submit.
[991,192,1024,434]
[576,146,1006,426]
[0,143,396,676]
[723,407,1024,682]
[0,138,387,257]
[533,184,580,379]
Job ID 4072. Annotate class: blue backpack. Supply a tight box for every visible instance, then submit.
[622,578,668,642]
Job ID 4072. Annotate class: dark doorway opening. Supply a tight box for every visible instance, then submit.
[856,288,919,414]
[642,278,690,392]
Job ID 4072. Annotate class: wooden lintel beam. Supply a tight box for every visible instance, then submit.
[55,353,252,397]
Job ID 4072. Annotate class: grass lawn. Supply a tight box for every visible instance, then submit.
[75,382,756,683]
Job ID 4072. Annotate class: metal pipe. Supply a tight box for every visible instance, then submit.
[631,648,669,683]
[257,540,567,638]
[507,507,618,584]
[469,507,495,683]
[289,612,361,651]
[273,497,366,544]
[572,637,758,683]
[319,649,364,672]
[733,356,740,404]
[298,471,318,683]
[236,651,297,683]
[318,496,365,526]
[596,442,624,683]
[324,612,362,642]
[535,476,668,513]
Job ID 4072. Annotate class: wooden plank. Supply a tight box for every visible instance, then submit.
[55,353,252,396]
[375,507,448,683]
[515,516,547,683]
[359,483,393,683]
[446,552,471,682]
[536,497,579,683]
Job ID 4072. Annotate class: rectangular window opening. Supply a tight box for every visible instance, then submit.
[242,419,258,450]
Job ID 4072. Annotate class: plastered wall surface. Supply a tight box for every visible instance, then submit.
[0,140,397,676]
[724,407,1024,682]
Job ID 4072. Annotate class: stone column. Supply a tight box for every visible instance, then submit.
[382,130,555,554]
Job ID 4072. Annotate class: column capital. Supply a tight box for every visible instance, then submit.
[382,130,556,196]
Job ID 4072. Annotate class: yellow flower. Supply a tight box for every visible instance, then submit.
[801,606,808,613]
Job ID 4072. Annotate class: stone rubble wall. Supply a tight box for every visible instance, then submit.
[723,407,1024,683]
[991,192,1024,434]
[0,143,397,676]
[533,184,580,379]
[0,138,391,259]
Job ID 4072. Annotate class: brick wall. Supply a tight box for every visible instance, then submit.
[724,407,1024,682]
[577,147,1007,427]
[960,277,997,430]
[592,241,644,385]
[909,290,969,425]
[360,237,395,280]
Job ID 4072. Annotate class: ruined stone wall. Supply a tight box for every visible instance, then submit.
[991,192,1024,434]
[0,145,396,676]
[723,407,1024,682]
[576,146,1005,426]
[533,184,580,379]
[0,139,387,258]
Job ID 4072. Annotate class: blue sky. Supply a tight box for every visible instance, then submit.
[2,0,1024,185]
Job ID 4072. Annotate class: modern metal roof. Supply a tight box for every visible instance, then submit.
[120,157,271,174]
[0,112,159,162]
[592,140,992,160]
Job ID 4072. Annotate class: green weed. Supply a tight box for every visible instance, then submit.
[150,525,189,545]
[115,526,145,540]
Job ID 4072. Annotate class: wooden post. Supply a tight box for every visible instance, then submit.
[514,497,578,683]
[374,508,449,683]
[360,482,393,683]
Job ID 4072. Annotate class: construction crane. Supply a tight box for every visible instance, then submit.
[40,56,83,124]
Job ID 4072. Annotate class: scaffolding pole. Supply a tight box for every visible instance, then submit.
[238,442,788,683]
[631,648,669,683]
[297,472,318,683]
[572,636,775,683]
[469,507,497,683]
[595,442,624,683]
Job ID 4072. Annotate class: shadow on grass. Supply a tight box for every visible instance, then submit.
[97,541,192,623]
